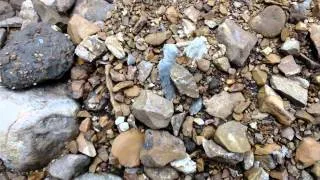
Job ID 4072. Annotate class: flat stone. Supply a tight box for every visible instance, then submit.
[77,133,96,157]
[137,61,153,83]
[295,110,316,124]
[75,173,121,180]
[170,155,196,174]
[72,0,113,22]
[270,75,308,106]
[111,129,144,167]
[278,55,301,76]
[204,91,245,119]
[170,64,199,98]
[182,19,196,36]
[245,167,269,180]
[112,81,134,92]
[189,98,202,115]
[0,16,23,27]
[249,5,286,37]
[48,154,90,180]
[171,112,186,136]
[217,19,257,67]
[140,130,186,167]
[184,6,200,23]
[296,137,320,167]
[310,24,320,58]
[0,85,79,171]
[67,14,100,44]
[144,167,179,180]
[252,68,268,86]
[265,54,281,64]
[144,31,171,46]
[132,90,174,129]
[105,36,126,59]
[280,38,300,55]
[75,35,106,62]
[0,1,15,21]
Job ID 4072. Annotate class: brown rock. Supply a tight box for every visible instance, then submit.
[182,116,194,137]
[144,167,179,180]
[112,81,134,92]
[197,59,210,72]
[254,143,281,155]
[124,85,141,98]
[110,69,126,82]
[252,68,268,86]
[76,133,96,157]
[166,6,179,24]
[296,137,320,167]
[145,31,172,46]
[265,54,281,64]
[270,169,289,180]
[79,118,91,133]
[111,129,144,167]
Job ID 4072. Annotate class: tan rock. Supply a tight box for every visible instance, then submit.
[124,85,141,98]
[67,14,100,44]
[166,6,179,24]
[76,133,96,157]
[270,169,288,180]
[144,31,171,46]
[254,143,281,155]
[79,118,91,133]
[312,161,320,177]
[296,137,320,167]
[183,6,200,23]
[252,68,268,86]
[265,54,281,64]
[112,81,134,92]
[245,167,269,180]
[111,129,144,167]
[105,36,126,59]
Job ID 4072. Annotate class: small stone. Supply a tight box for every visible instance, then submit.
[75,35,106,62]
[118,122,130,132]
[124,86,140,98]
[193,118,204,126]
[278,55,301,76]
[255,144,281,156]
[144,167,179,180]
[76,133,97,157]
[115,116,125,125]
[19,0,39,29]
[170,64,199,98]
[265,54,281,64]
[171,112,186,136]
[170,155,196,174]
[295,110,316,124]
[182,19,196,36]
[79,118,91,133]
[72,0,113,22]
[105,36,126,59]
[213,57,231,73]
[217,19,257,67]
[312,162,320,177]
[252,68,268,86]
[280,38,300,55]
[310,24,320,58]
[75,173,121,180]
[132,90,174,129]
[249,5,286,37]
[145,31,171,46]
[184,6,200,23]
[244,151,254,170]
[137,61,153,83]
[307,103,320,116]
[166,6,179,24]
[234,100,251,114]
[270,75,308,106]
[197,59,210,72]
[111,129,144,167]
[214,121,251,153]
[112,81,134,92]
[280,127,295,141]
[261,47,273,56]
[189,98,202,115]
[0,28,6,47]
[270,169,288,180]
[110,69,126,82]
[296,137,320,167]
[140,130,186,167]
[245,167,269,180]
[182,116,194,137]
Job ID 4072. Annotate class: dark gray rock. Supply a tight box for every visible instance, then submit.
[0,1,15,21]
[0,28,6,47]
[48,154,90,180]
[0,22,74,89]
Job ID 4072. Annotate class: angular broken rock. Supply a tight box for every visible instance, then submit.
[204,91,245,119]
[137,61,153,83]
[170,64,199,98]
[258,85,295,125]
[245,167,269,180]
[140,130,186,167]
[75,35,106,62]
[77,133,97,157]
[32,0,68,25]
[171,112,186,136]
[0,85,79,171]
[296,137,320,167]
[217,19,257,67]
[132,90,174,129]
[280,38,300,55]
[310,24,320,58]
[19,0,39,29]
[111,129,144,167]
[249,5,286,37]
[270,75,308,106]
[170,155,196,174]
[278,55,301,76]
[105,36,126,59]
[144,31,171,46]
[0,16,23,28]
[214,121,251,153]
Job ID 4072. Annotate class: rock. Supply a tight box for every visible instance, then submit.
[213,57,231,72]
[112,81,134,92]
[10,0,24,10]
[0,1,14,21]
[144,167,179,180]
[0,22,74,89]
[105,36,126,59]
[252,68,268,86]
[170,64,199,98]
[295,110,316,124]
[245,167,269,180]
[312,161,320,177]
[166,6,179,24]
[265,54,281,64]
[296,137,320,167]
[32,0,68,25]
[56,0,76,13]
[75,35,106,62]
[244,151,254,170]
[77,133,97,157]
[182,19,196,36]
[184,6,200,23]
[184,36,208,60]
[171,112,186,136]
[189,98,202,115]
[145,31,171,46]
[280,127,295,141]
[19,0,39,29]
[140,130,186,167]
[257,155,277,170]
[0,16,23,27]
[310,24,320,58]
[196,59,210,72]
[270,75,308,106]
[307,103,320,116]
[137,61,153,83]
[204,91,245,119]
[182,116,193,137]
[67,14,100,44]
[280,38,300,55]
[48,154,90,180]
[289,0,310,22]
[258,85,295,125]
[132,90,174,129]
[72,0,113,22]
[202,139,244,165]
[124,86,140,98]
[170,155,196,174]
[270,169,288,180]
[214,121,251,153]
[111,129,144,167]
[278,55,301,76]
[0,85,79,171]
[249,5,286,37]
[84,88,108,111]
[217,19,257,67]
[0,28,5,47]
[75,173,121,180]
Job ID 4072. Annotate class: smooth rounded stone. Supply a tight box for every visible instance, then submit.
[144,167,179,180]
[0,1,15,21]
[278,55,301,76]
[48,154,90,180]
[249,5,286,37]
[216,19,257,67]
[170,155,196,174]
[72,0,114,22]
[244,167,269,180]
[0,85,79,171]
[144,31,171,46]
[296,137,320,167]
[214,121,251,153]
[170,63,199,98]
[196,59,210,72]
[171,112,186,136]
[140,130,186,167]
[75,35,106,62]
[111,129,144,167]
[75,173,122,180]
[280,38,300,55]
[202,139,244,165]
[0,23,74,89]
[270,75,308,106]
[132,90,174,129]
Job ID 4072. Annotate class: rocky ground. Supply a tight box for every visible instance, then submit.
[0,0,320,179]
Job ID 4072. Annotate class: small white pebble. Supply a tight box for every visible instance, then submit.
[118,122,130,132]
[193,118,205,126]
[115,116,125,125]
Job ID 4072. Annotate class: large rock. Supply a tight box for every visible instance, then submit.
[132,90,174,129]
[296,137,320,167]
[48,154,90,180]
[0,85,79,171]
[249,5,286,37]
[72,0,113,22]
[140,130,186,167]
[75,173,122,180]
[0,1,15,21]
[270,75,308,106]
[217,19,257,67]
[0,23,74,89]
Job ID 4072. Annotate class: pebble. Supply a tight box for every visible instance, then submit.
[193,118,204,126]
[280,38,300,55]
[278,55,301,76]
[105,36,126,59]
[75,173,121,180]
[72,0,113,22]
[110,69,126,82]
[171,112,186,136]
[145,31,171,46]
[137,61,154,83]
[213,57,231,73]
[19,0,39,28]
[75,35,106,62]
[244,151,254,170]
[124,85,141,97]
[144,167,179,180]
[118,122,130,132]
[112,81,134,92]
[182,19,196,36]
[0,16,23,27]
[265,54,281,64]
[312,162,320,177]
[252,68,268,86]
[76,133,97,157]
[182,116,194,137]
[184,6,200,23]
[166,6,179,24]
[196,59,210,72]
[189,98,202,115]
[244,167,269,180]
[280,127,295,141]
[296,137,320,167]
[170,155,196,174]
